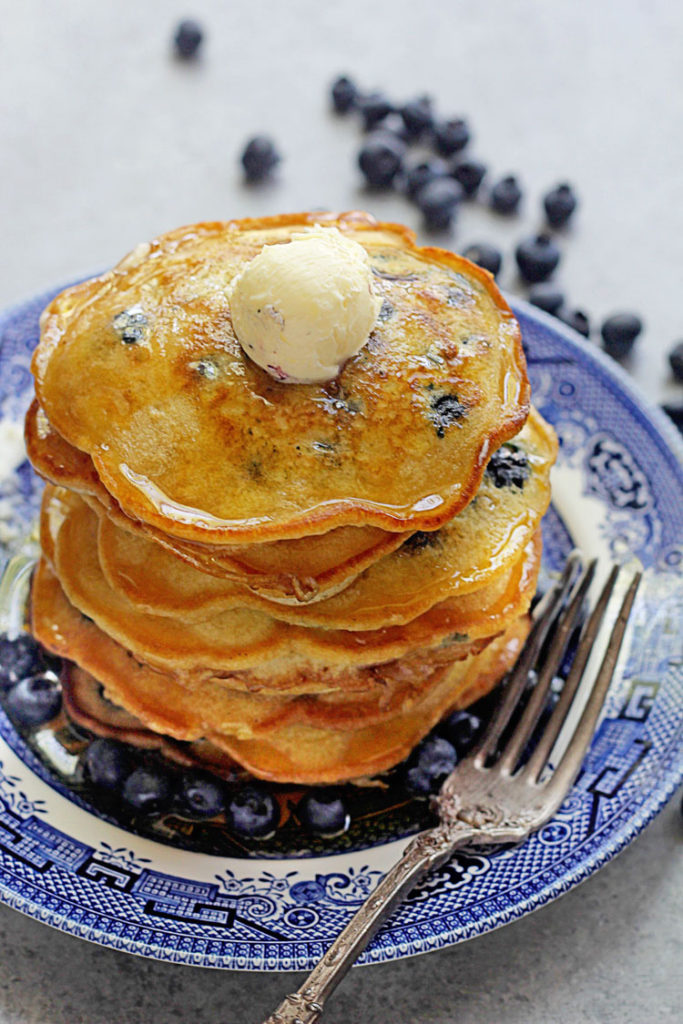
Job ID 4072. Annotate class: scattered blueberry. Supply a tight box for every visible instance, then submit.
[0,633,48,690]
[123,765,173,813]
[240,135,281,182]
[5,673,62,727]
[177,772,226,819]
[452,158,487,197]
[528,284,565,316]
[358,92,394,131]
[112,308,148,344]
[560,308,591,338]
[400,96,433,138]
[227,785,279,838]
[433,118,470,156]
[515,234,561,283]
[485,445,530,488]
[173,19,203,59]
[600,313,643,359]
[417,177,464,230]
[405,735,457,796]
[661,400,683,434]
[490,175,523,214]
[431,392,467,436]
[330,75,357,114]
[543,183,578,227]
[298,790,350,835]
[463,242,502,278]
[669,341,683,382]
[358,131,406,187]
[441,710,482,756]
[84,739,134,791]
[372,112,410,143]
[403,158,449,200]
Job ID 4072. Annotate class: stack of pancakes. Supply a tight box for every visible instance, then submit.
[26,212,556,784]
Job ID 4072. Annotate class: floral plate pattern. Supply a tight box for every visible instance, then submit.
[0,288,680,971]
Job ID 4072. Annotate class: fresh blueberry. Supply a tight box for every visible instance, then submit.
[560,308,591,338]
[358,92,394,131]
[515,234,561,283]
[173,19,203,59]
[240,135,281,182]
[417,177,464,230]
[463,242,502,278]
[441,710,482,756]
[528,284,565,316]
[543,183,578,228]
[452,158,487,197]
[600,313,643,359]
[485,445,530,488]
[405,735,457,795]
[400,96,433,138]
[490,175,523,214]
[298,790,350,835]
[5,673,62,727]
[403,158,450,200]
[0,633,48,690]
[123,764,173,813]
[433,118,470,156]
[358,131,406,187]
[661,400,683,434]
[227,785,279,838]
[669,341,683,382]
[84,738,134,791]
[330,75,357,114]
[372,112,410,143]
[177,772,226,819]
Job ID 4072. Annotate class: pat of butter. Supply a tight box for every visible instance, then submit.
[229,226,381,383]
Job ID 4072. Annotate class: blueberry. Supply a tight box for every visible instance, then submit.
[417,177,464,230]
[177,772,226,819]
[400,96,433,138]
[227,785,279,838]
[515,234,561,283]
[0,633,48,690]
[463,242,502,278]
[372,112,409,143]
[358,131,406,187]
[298,790,350,835]
[529,284,565,316]
[330,75,357,114]
[600,313,643,359]
[452,159,487,197]
[84,739,134,791]
[490,175,523,214]
[358,92,394,131]
[433,118,470,156]
[405,736,457,795]
[112,308,148,344]
[669,341,683,382]
[403,158,449,200]
[485,445,530,488]
[560,308,591,338]
[240,135,281,182]
[441,710,482,756]
[543,183,578,228]
[661,400,683,434]
[123,765,173,813]
[5,673,62,727]
[173,19,203,59]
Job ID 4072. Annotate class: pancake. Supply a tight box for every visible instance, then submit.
[32,559,529,783]
[25,399,410,603]
[33,211,529,544]
[42,484,541,683]
[96,407,556,627]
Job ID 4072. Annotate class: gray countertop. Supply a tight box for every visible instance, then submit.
[1,1,681,1021]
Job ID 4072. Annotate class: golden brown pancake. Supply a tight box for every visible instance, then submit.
[96,408,556,627]
[33,211,529,544]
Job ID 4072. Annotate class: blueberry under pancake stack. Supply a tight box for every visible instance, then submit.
[26,211,557,784]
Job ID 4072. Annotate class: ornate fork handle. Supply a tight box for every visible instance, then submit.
[263,818,486,1024]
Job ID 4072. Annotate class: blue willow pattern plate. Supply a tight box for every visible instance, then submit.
[0,288,680,970]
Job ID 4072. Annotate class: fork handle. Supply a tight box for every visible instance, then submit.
[262,820,476,1024]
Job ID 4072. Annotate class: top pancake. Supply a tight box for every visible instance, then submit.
[33,211,529,543]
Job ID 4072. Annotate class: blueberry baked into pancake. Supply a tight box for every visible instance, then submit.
[16,211,556,818]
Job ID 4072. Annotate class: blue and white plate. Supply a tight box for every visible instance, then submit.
[0,288,680,970]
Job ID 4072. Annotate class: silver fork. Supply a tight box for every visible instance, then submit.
[263,554,642,1024]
